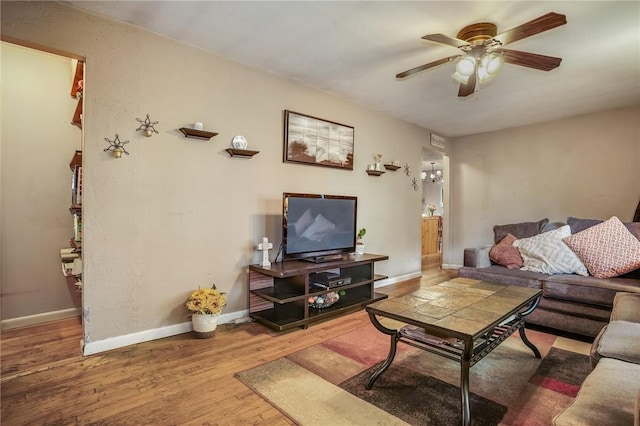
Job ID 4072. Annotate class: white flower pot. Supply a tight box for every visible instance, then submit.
[192,313,219,338]
[355,244,365,255]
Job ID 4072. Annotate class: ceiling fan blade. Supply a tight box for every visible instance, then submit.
[396,55,461,79]
[458,71,476,97]
[494,12,567,46]
[422,33,470,49]
[499,49,562,71]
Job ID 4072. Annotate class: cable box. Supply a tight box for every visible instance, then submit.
[312,272,352,288]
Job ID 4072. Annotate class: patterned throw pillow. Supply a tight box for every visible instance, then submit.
[489,233,524,269]
[514,225,588,276]
[563,216,640,278]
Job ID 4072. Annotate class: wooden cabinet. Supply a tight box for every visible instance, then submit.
[248,253,388,331]
[422,216,441,256]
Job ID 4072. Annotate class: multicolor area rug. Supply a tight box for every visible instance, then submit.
[235,321,592,425]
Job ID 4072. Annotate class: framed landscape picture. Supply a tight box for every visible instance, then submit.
[283,110,354,170]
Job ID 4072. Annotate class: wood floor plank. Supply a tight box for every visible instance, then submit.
[1,268,456,425]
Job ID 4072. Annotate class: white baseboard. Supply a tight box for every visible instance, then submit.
[82,309,250,356]
[82,272,420,354]
[375,271,422,288]
[442,263,463,270]
[1,307,81,330]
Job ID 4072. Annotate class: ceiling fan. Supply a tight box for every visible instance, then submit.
[397,12,567,97]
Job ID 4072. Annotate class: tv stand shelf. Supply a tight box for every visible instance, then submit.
[248,253,388,331]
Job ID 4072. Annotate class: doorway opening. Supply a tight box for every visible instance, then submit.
[1,39,84,338]
[421,148,445,271]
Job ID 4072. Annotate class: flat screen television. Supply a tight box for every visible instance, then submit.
[282,192,357,262]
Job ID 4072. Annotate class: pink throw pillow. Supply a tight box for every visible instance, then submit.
[489,233,524,269]
[563,216,640,278]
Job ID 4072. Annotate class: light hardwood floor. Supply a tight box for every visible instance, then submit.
[1,267,456,425]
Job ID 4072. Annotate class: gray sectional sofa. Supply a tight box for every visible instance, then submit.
[459,218,640,338]
[553,292,640,425]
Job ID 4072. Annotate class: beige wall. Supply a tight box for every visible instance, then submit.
[449,106,640,265]
[1,41,81,320]
[1,2,434,346]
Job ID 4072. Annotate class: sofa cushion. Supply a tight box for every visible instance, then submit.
[567,217,602,234]
[514,225,588,276]
[526,308,608,338]
[458,265,546,289]
[493,218,549,244]
[633,387,640,426]
[567,216,640,240]
[489,233,523,269]
[563,216,640,278]
[621,267,640,279]
[537,297,612,322]
[626,221,640,240]
[596,320,640,365]
[543,274,640,307]
[553,358,640,426]
[611,292,640,323]
[633,388,640,426]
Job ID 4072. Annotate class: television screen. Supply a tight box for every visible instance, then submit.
[283,193,357,261]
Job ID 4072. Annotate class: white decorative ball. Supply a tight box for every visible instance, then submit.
[231,135,248,150]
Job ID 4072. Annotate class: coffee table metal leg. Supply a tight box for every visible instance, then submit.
[518,326,541,358]
[460,342,472,426]
[517,295,542,359]
[365,312,398,390]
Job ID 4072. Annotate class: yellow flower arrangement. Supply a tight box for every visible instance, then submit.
[185,284,227,315]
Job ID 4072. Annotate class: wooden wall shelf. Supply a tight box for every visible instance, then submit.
[69,150,82,171]
[383,164,401,171]
[179,128,218,140]
[225,148,260,158]
[366,170,385,176]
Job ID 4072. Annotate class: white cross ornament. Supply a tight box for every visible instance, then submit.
[258,237,273,267]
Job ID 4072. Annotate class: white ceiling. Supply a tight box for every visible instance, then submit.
[66,1,639,140]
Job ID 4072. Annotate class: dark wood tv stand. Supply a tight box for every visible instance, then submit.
[248,253,389,331]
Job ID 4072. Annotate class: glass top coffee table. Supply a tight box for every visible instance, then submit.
[365,277,542,426]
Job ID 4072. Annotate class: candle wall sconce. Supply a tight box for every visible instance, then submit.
[104,134,130,158]
[135,114,159,137]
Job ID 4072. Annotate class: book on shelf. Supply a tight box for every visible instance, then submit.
[61,262,73,277]
[71,166,82,206]
[60,247,80,262]
[71,258,82,275]
[61,257,82,277]
[77,166,82,205]
[73,211,82,242]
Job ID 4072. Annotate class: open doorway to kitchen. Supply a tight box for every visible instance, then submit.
[421,149,445,271]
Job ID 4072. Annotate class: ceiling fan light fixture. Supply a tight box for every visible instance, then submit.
[452,55,476,83]
[481,53,504,74]
[477,65,492,83]
[398,12,566,97]
[455,56,476,76]
[476,53,504,84]
[452,71,470,84]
